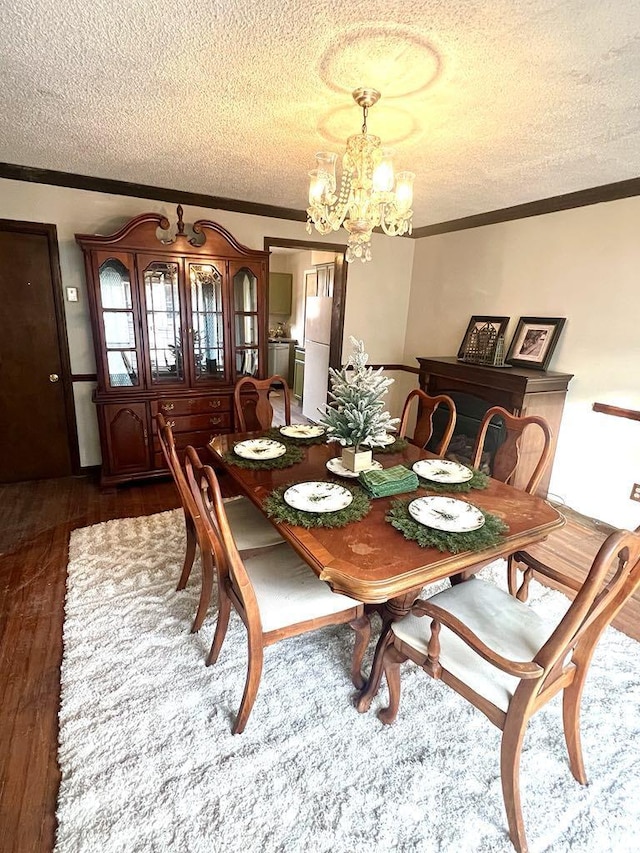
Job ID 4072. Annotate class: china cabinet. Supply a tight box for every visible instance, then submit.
[77,206,268,486]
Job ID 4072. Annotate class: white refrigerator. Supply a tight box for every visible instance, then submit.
[302,296,332,422]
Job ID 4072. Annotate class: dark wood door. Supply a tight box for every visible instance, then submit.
[0,222,75,482]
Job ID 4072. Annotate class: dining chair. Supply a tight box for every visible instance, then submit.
[378,527,640,853]
[185,453,371,734]
[467,406,554,593]
[471,406,553,494]
[233,375,291,432]
[398,389,457,456]
[156,415,284,631]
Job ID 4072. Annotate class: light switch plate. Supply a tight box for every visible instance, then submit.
[66,287,78,302]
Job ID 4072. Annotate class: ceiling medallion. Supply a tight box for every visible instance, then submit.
[306,88,415,263]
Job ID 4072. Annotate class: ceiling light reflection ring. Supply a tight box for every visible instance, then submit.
[318,25,442,100]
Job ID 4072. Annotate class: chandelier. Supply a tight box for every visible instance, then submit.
[306,87,415,263]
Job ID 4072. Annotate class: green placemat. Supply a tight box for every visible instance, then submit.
[371,437,409,454]
[263,482,371,528]
[266,427,327,446]
[417,467,490,493]
[386,498,508,553]
[223,443,304,470]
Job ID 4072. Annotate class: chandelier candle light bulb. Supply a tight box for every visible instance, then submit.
[306,88,415,263]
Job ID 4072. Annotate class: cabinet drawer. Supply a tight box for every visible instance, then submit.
[156,412,231,434]
[153,426,225,454]
[154,445,208,470]
[154,395,231,416]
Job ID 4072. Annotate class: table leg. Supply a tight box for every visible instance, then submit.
[355,585,423,713]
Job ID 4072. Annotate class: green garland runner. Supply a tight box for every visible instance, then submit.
[371,437,409,454]
[265,427,327,446]
[417,467,489,494]
[386,498,508,553]
[223,443,304,470]
[263,482,371,529]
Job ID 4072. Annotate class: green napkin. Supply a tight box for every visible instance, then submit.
[358,464,419,498]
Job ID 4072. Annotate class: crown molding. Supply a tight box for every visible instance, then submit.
[0,162,307,223]
[3,162,640,238]
[412,176,640,238]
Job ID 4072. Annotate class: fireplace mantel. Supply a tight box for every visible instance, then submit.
[416,357,574,497]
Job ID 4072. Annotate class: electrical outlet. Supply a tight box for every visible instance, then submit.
[630,483,640,502]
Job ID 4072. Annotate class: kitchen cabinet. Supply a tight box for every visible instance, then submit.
[268,341,292,384]
[269,272,292,315]
[293,347,305,401]
[76,206,268,486]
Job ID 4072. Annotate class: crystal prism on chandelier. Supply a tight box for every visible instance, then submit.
[306,87,415,263]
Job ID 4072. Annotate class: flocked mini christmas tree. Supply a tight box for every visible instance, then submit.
[320,337,399,452]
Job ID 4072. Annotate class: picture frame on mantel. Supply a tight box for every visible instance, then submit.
[457,315,510,359]
[506,316,566,371]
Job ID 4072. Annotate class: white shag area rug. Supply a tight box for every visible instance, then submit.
[56,510,640,853]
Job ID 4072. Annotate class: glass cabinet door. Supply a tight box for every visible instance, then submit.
[140,259,183,385]
[189,262,226,381]
[98,256,140,388]
[232,265,260,378]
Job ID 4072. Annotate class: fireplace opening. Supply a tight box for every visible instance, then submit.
[424,392,507,475]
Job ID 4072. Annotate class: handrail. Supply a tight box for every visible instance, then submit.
[593,403,640,423]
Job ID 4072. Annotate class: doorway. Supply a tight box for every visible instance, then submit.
[264,237,347,370]
[264,237,347,421]
[0,220,78,481]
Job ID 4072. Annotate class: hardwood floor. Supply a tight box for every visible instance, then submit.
[0,475,637,853]
[0,474,180,853]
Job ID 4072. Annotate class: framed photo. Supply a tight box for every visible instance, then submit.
[457,316,510,359]
[506,316,566,371]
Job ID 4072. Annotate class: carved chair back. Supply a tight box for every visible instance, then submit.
[157,415,215,631]
[187,456,262,619]
[471,405,553,494]
[156,413,200,521]
[233,375,291,432]
[398,389,457,456]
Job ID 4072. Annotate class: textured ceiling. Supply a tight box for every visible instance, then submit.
[1,0,640,227]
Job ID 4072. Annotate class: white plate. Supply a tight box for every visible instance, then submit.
[370,434,396,447]
[234,438,287,460]
[283,481,353,513]
[279,424,325,439]
[408,496,485,532]
[326,457,384,479]
[412,459,473,484]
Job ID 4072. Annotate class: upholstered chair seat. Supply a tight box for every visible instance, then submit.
[224,496,284,551]
[391,579,557,712]
[243,542,359,633]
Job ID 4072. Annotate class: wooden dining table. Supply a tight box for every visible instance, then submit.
[208,432,565,709]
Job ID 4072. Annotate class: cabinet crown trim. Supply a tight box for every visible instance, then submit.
[75,208,269,260]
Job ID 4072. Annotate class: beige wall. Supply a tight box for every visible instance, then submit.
[0,178,415,466]
[9,176,636,528]
[406,196,640,529]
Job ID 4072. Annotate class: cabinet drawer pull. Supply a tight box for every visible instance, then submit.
[161,402,175,412]
[209,399,222,408]
[210,416,222,426]
[167,420,176,428]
